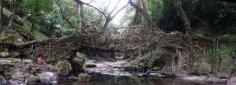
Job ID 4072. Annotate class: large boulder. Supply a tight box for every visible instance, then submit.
[78,73,91,82]
[76,52,86,60]
[39,71,57,85]
[71,52,86,75]
[73,52,86,66]
[10,70,27,85]
[0,75,7,85]
[11,70,26,82]
[216,72,231,79]
[0,59,11,66]
[193,62,212,75]
[26,75,40,84]
[0,32,23,45]
[56,60,72,76]
[84,60,96,68]
[137,49,172,70]
[227,77,236,85]
[0,52,10,57]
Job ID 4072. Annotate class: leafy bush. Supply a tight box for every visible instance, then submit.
[205,43,236,72]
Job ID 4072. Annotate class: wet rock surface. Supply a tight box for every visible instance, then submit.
[0,52,10,57]
[180,75,229,84]
[0,57,233,85]
[227,77,236,85]
[84,60,132,76]
[83,59,235,85]
[0,58,59,85]
[56,60,72,76]
[78,73,91,81]
[0,59,12,66]
[84,60,170,78]
[26,75,40,84]
[0,75,7,85]
[39,71,58,85]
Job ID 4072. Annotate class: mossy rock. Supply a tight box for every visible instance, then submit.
[56,60,72,76]
[0,75,7,85]
[138,49,172,70]
[76,52,86,59]
[230,65,236,76]
[30,68,40,75]
[152,66,161,71]
[78,73,90,81]
[0,52,10,58]
[0,32,24,45]
[71,52,86,75]
[73,52,86,66]
[3,68,14,77]
[193,62,212,75]
[72,57,85,67]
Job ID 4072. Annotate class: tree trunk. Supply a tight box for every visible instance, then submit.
[103,18,111,29]
[75,0,84,32]
[131,0,142,25]
[129,0,161,31]
[8,0,17,30]
[102,2,127,29]
[0,0,2,32]
[172,0,191,35]
[172,0,194,69]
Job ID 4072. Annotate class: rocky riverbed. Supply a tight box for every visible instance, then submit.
[0,58,62,85]
[0,58,235,85]
[83,59,236,85]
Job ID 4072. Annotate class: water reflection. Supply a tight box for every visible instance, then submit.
[60,74,226,85]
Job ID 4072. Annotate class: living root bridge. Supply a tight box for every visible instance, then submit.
[1,30,236,64]
[0,33,136,63]
[0,35,79,63]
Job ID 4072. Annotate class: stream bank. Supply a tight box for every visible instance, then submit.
[0,53,235,85]
[0,43,234,85]
[60,59,230,85]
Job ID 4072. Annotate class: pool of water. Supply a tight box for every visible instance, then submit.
[60,74,226,85]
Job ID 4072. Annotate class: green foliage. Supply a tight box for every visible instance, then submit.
[19,0,53,14]
[120,7,135,26]
[205,43,236,72]
[38,1,73,36]
[148,0,164,23]
[18,0,54,25]
[39,0,104,36]
[84,7,101,23]
[16,0,55,37]
[148,0,236,35]
[207,43,236,61]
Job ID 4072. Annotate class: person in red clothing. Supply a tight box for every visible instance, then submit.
[37,56,47,65]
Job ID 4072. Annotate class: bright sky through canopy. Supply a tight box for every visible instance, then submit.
[81,0,129,25]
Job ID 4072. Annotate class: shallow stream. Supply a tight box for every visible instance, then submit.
[60,60,226,85]
[61,74,225,85]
